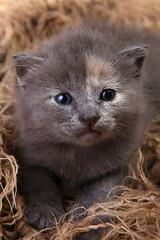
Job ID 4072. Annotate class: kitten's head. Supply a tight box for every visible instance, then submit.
[13,29,147,147]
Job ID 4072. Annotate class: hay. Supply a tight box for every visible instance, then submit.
[0,0,160,239]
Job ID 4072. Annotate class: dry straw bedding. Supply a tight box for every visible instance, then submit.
[0,0,160,239]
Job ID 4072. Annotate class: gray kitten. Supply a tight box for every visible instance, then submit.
[13,21,160,238]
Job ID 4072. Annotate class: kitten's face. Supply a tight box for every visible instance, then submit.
[44,56,120,146]
[13,36,146,147]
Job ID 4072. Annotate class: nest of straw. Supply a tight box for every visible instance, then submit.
[0,0,160,239]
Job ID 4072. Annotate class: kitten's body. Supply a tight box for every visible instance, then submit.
[13,21,160,237]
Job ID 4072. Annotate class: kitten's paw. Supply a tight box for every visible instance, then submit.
[76,228,105,240]
[71,205,110,223]
[25,203,64,230]
[72,207,111,239]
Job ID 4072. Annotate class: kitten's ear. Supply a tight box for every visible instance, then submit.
[118,45,148,77]
[12,54,44,87]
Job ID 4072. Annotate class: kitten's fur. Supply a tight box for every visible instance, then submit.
[13,21,160,237]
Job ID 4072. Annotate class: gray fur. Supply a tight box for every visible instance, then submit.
[13,21,160,237]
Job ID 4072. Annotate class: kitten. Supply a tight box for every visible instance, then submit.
[13,21,160,237]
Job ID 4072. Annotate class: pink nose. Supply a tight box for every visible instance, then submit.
[79,116,100,127]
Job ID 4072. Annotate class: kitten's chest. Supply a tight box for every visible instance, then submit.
[37,144,108,185]
[53,148,98,185]
[49,144,122,186]
[21,143,124,186]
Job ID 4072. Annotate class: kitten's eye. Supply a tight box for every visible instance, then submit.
[55,93,72,105]
[100,89,116,102]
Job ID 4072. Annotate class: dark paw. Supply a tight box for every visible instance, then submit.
[25,203,64,230]
[76,228,105,240]
[70,205,111,223]
[72,207,111,239]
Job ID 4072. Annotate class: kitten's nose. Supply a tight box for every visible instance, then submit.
[79,116,100,127]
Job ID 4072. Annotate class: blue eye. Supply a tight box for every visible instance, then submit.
[100,89,116,102]
[55,93,72,105]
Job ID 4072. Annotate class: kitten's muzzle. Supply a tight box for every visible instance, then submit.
[79,115,100,128]
[77,127,102,138]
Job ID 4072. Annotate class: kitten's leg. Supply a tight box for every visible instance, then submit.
[18,166,65,230]
[78,168,126,209]
[74,167,128,240]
